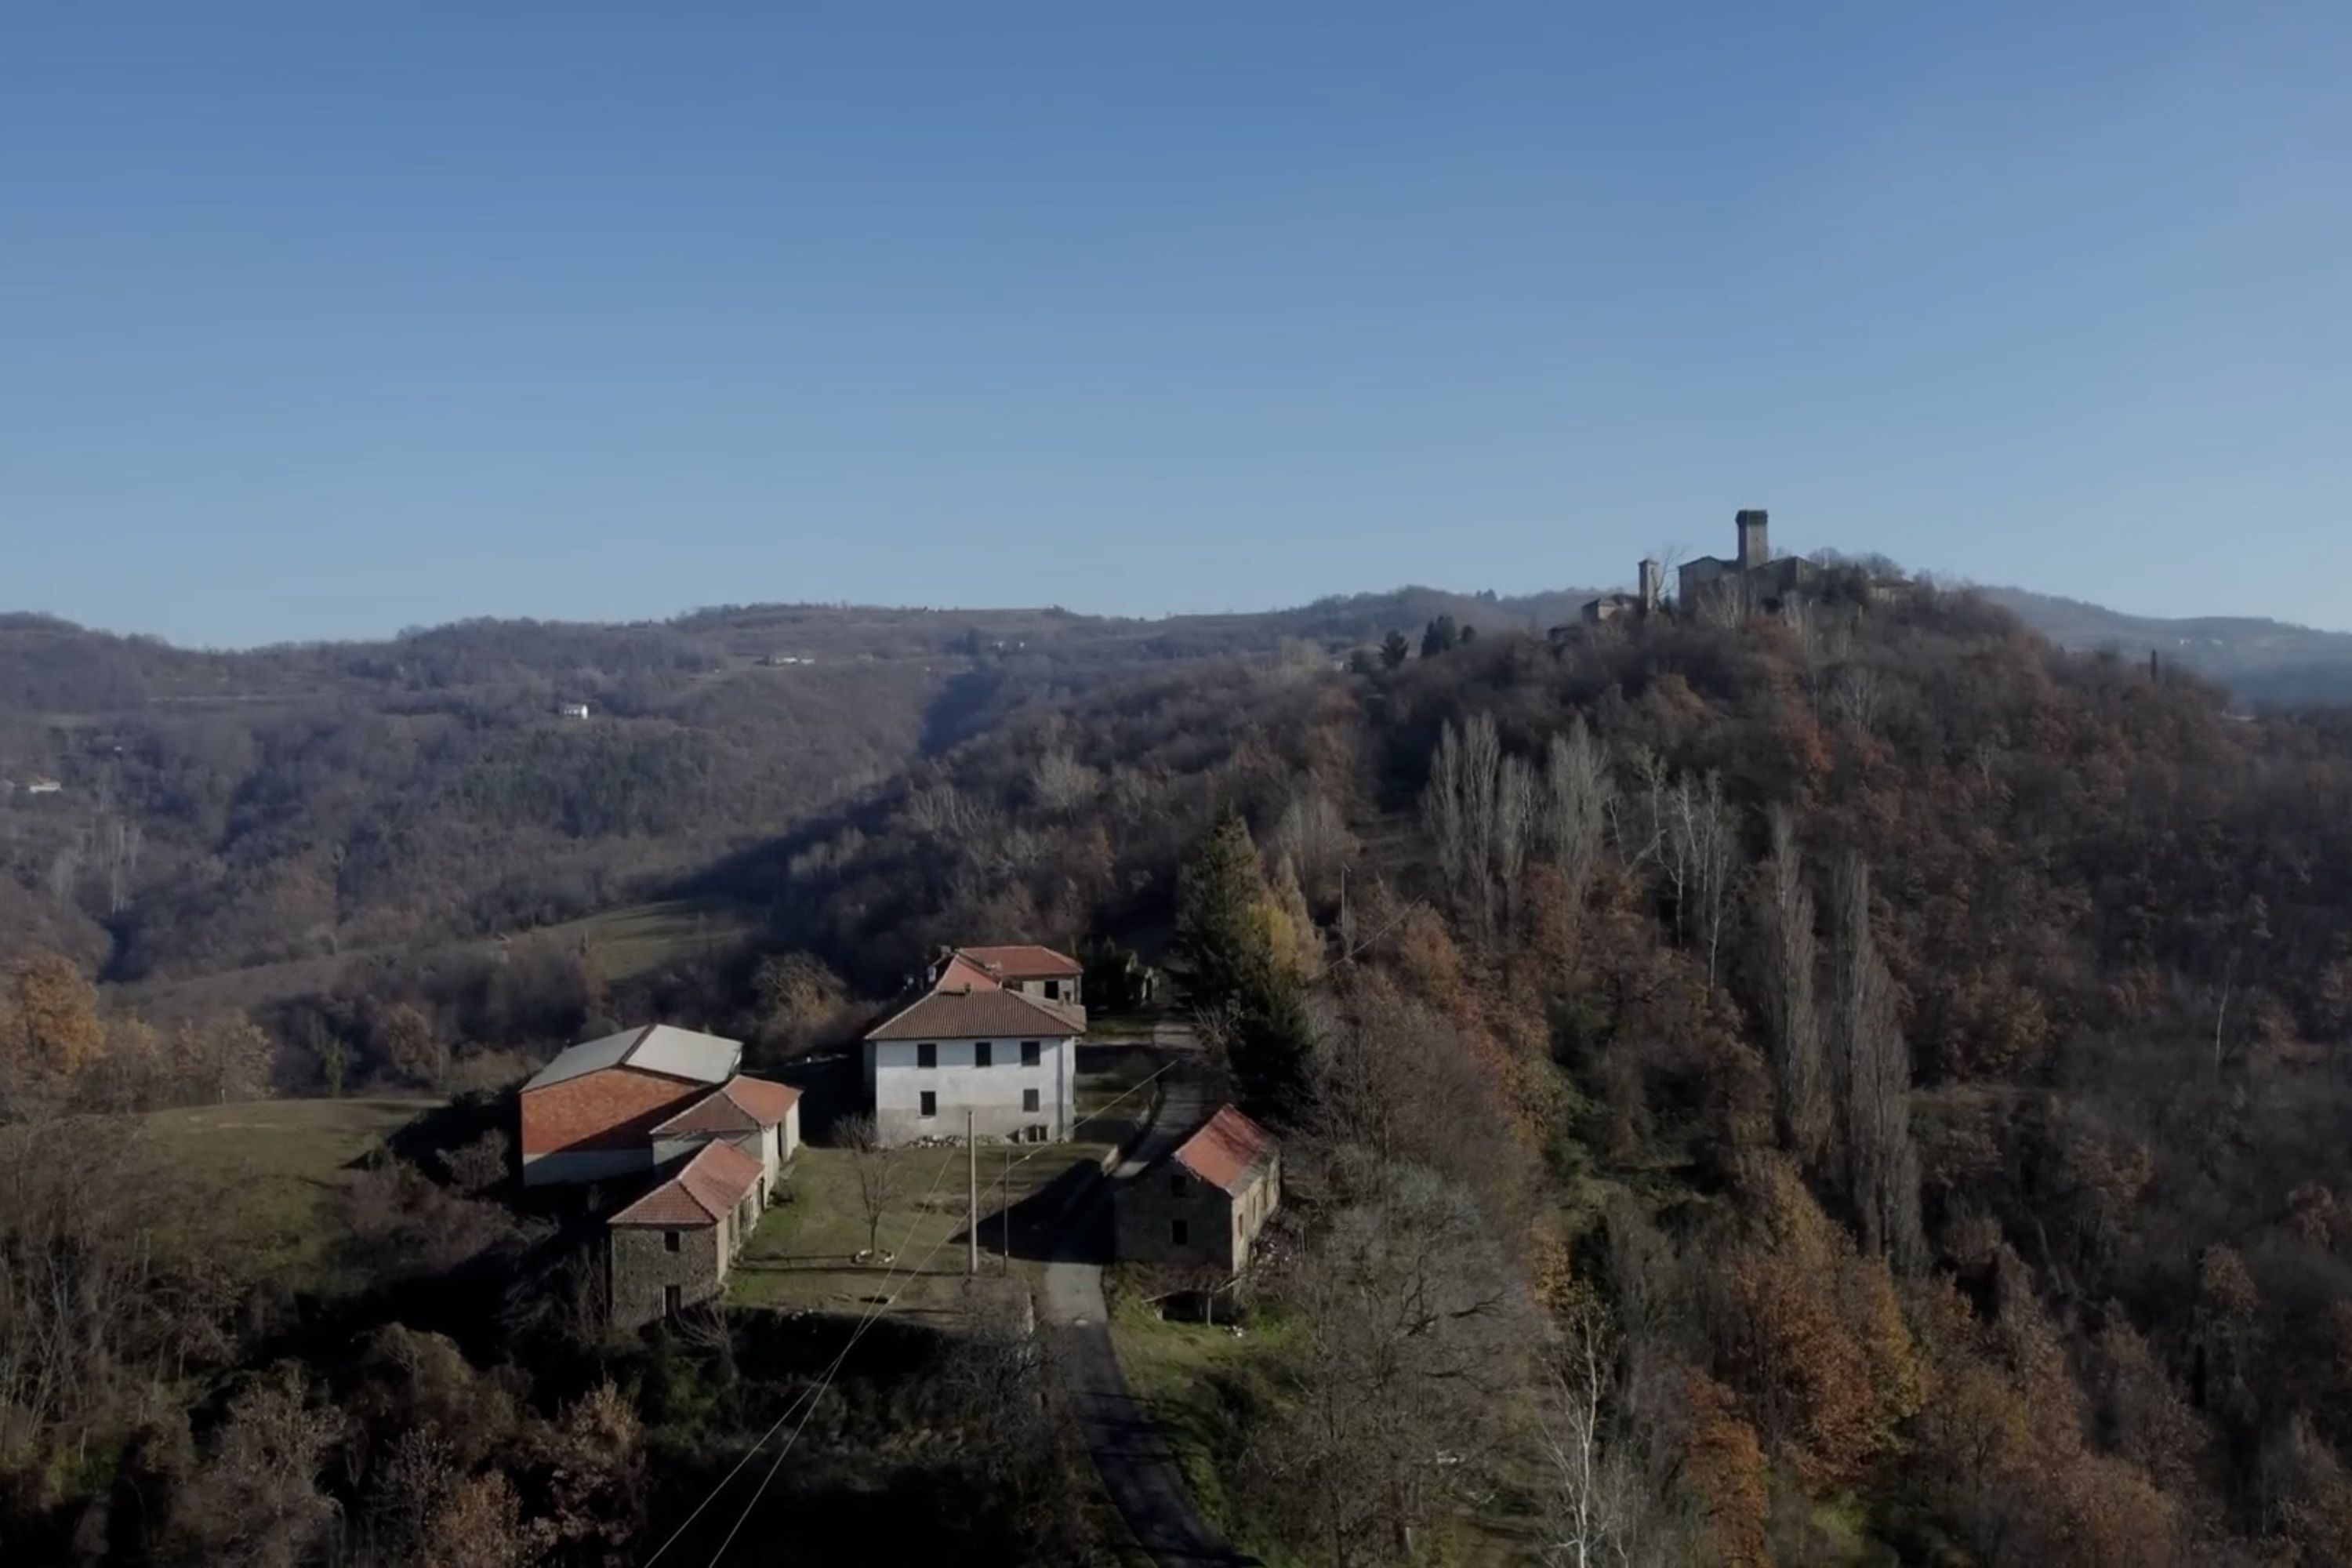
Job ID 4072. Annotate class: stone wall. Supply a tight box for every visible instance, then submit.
[1115,1169,1240,1273]
[609,1218,728,1331]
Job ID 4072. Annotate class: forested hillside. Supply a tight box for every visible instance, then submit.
[0,588,1578,995]
[9,579,2352,1562]
[723,586,2352,1563]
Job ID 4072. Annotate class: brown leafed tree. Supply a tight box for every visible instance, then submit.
[0,950,105,1101]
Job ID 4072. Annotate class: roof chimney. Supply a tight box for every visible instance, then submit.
[1736,510,1769,570]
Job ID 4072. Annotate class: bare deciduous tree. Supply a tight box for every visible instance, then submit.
[1030,747,1100,813]
[1494,755,1535,931]
[1829,854,1923,1272]
[1423,721,1472,912]
[1757,808,1829,1164]
[1270,790,1359,902]
[1461,713,1501,931]
[841,1113,902,1261]
[1542,718,1613,903]
[1250,1156,1534,1566]
[1667,771,1736,982]
[1827,663,1882,732]
[1538,1298,1643,1568]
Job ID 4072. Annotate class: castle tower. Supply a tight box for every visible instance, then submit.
[1735,509,1769,570]
[1638,557,1662,610]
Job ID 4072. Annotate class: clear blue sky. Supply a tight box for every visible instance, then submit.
[6,3,2349,646]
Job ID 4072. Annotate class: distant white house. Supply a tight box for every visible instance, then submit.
[24,778,62,796]
[862,949,1084,1146]
[557,702,591,720]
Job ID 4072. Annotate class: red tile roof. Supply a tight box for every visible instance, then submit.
[722,1076,801,1125]
[609,1140,764,1228]
[866,984,1082,1041]
[652,1075,804,1136]
[931,953,1005,993]
[956,944,1083,980]
[1171,1105,1278,1196]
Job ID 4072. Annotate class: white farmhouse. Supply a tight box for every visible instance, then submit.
[862,952,1084,1146]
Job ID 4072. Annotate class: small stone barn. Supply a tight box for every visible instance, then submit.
[607,1139,767,1329]
[1115,1105,1281,1277]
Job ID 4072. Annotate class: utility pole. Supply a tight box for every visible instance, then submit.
[966,1110,978,1276]
[1003,1143,1011,1273]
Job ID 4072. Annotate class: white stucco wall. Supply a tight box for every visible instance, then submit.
[866,1034,1075,1146]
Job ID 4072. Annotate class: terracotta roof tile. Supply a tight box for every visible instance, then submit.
[609,1140,764,1228]
[721,1076,801,1125]
[866,985,1082,1041]
[1171,1105,1277,1196]
[956,944,1083,980]
[650,1075,803,1136]
[932,953,1004,993]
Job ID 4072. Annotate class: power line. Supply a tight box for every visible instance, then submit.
[699,1193,978,1565]
[642,1148,960,1565]
[656,1049,1183,1565]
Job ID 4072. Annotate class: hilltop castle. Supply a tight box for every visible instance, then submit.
[1581,509,1820,623]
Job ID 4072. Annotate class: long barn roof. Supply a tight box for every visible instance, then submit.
[521,1023,742,1092]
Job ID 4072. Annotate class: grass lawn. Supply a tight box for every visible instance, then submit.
[1107,1283,1303,1566]
[729,1062,1163,1326]
[539,895,761,983]
[729,1136,1116,1327]
[141,1095,440,1286]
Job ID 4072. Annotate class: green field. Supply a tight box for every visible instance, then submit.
[533,895,762,983]
[728,1063,1160,1324]
[141,1095,439,1283]
[728,1135,1115,1326]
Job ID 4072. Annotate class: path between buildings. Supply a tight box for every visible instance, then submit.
[1041,1024,1255,1567]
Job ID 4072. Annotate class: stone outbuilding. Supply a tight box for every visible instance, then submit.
[606,1139,767,1329]
[1115,1105,1281,1278]
[649,1073,803,1195]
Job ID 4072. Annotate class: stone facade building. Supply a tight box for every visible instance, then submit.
[1676,509,1818,611]
[1115,1105,1280,1277]
[607,1139,767,1330]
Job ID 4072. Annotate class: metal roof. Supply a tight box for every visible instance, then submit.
[521,1022,742,1093]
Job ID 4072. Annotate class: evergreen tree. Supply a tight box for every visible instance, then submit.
[1380,630,1411,670]
[1421,615,1461,658]
[1174,806,1318,1123]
